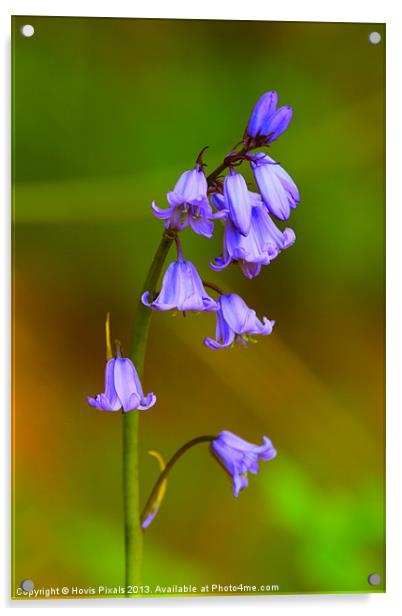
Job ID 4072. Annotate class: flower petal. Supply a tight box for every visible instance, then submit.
[219,294,255,334]
[181,261,217,312]
[113,358,141,412]
[224,171,252,236]
[211,431,277,496]
[233,473,249,497]
[173,168,207,201]
[252,205,296,255]
[240,262,261,279]
[271,162,300,203]
[210,252,231,272]
[166,191,186,208]
[247,91,278,138]
[283,228,296,248]
[151,200,172,220]
[87,358,121,411]
[204,308,235,349]
[141,510,157,529]
[253,165,290,220]
[143,261,180,310]
[189,215,214,238]
[210,192,226,211]
[263,105,293,142]
[138,393,157,411]
[259,436,278,461]
[146,260,217,312]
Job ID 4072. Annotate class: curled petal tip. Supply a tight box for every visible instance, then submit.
[141,291,151,306]
[87,396,97,408]
[261,318,275,334]
[138,393,157,411]
[283,228,296,247]
[203,336,229,350]
[141,511,157,529]
[151,200,171,220]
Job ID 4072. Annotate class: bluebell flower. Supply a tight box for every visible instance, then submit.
[142,255,217,312]
[211,191,295,279]
[246,91,293,144]
[250,152,300,221]
[247,91,278,138]
[87,357,156,412]
[204,293,274,349]
[223,168,252,236]
[151,165,218,238]
[211,431,277,497]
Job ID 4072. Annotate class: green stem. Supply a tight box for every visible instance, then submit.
[140,435,216,528]
[202,280,225,296]
[123,148,245,589]
[123,230,175,588]
[206,147,246,184]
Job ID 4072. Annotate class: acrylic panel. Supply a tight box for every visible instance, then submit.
[11,16,385,600]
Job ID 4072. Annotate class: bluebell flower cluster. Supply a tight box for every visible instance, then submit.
[88,92,291,527]
[145,89,299,348]
[210,191,295,279]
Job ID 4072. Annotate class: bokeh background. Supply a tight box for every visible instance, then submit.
[12,17,385,597]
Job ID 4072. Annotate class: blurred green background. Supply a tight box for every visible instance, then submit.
[12,17,385,597]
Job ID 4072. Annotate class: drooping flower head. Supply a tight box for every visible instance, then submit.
[142,249,217,313]
[204,293,274,349]
[211,191,295,279]
[151,165,219,238]
[210,431,277,497]
[250,152,300,221]
[246,91,293,145]
[87,356,156,412]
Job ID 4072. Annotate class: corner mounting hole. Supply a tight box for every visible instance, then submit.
[369,32,381,45]
[368,573,381,586]
[21,24,35,38]
[20,579,34,592]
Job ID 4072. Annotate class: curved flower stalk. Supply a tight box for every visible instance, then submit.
[151,165,221,238]
[210,191,295,279]
[210,431,277,496]
[250,152,300,221]
[140,435,216,530]
[204,293,275,349]
[141,451,168,529]
[140,431,276,528]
